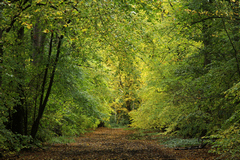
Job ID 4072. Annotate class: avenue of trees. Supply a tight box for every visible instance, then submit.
[0,0,239,158]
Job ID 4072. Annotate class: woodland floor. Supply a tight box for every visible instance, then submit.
[3,127,219,160]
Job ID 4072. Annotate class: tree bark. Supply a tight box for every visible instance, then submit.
[31,34,63,139]
[202,0,213,67]
[0,0,4,88]
[32,21,47,65]
[231,0,240,76]
[11,26,25,135]
[12,96,24,134]
[0,29,3,88]
[31,21,47,128]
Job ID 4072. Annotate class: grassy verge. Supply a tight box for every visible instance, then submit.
[126,129,161,140]
[159,137,201,148]
[126,129,202,148]
[48,136,76,144]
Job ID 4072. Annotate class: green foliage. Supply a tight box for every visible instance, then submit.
[108,114,130,128]
[128,0,240,158]
[0,127,33,152]
[208,92,240,158]
[0,0,115,150]
[160,137,201,148]
[1,0,240,158]
[126,129,159,140]
[210,133,240,159]
[48,136,76,145]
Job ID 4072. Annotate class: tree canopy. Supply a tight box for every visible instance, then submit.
[0,0,240,158]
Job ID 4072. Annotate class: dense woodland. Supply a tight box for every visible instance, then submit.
[0,0,240,158]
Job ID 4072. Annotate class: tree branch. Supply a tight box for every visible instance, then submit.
[6,4,31,32]
[31,34,63,138]
[221,18,240,76]
[191,16,223,25]
[39,32,53,108]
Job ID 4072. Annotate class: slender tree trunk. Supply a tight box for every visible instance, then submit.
[0,0,4,88]
[12,97,24,134]
[231,0,240,75]
[0,9,3,126]
[202,24,211,66]
[31,34,63,139]
[31,21,47,128]
[224,0,240,76]
[11,27,25,134]
[24,102,28,135]
[202,0,213,67]
[39,32,53,114]
[0,29,3,88]
[32,21,46,65]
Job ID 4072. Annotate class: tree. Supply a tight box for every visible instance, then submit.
[0,0,115,141]
[0,0,153,145]
[1,0,240,157]
[130,0,240,157]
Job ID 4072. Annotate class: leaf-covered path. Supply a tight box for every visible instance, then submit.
[8,128,217,160]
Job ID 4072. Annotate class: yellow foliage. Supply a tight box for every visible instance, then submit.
[26,24,33,29]
[43,29,50,33]
[82,29,88,32]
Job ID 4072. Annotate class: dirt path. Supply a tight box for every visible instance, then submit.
[5,128,218,160]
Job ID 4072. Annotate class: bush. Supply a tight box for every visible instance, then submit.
[0,128,33,152]
[160,137,201,148]
[48,136,76,144]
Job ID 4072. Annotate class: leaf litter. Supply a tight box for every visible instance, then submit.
[2,127,218,160]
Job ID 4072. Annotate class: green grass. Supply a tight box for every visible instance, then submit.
[159,137,201,148]
[48,136,76,144]
[126,129,160,140]
[108,122,129,129]
[127,129,202,148]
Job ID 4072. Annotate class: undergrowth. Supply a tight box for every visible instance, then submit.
[159,137,201,148]
[126,129,160,140]
[127,129,201,148]
[48,136,76,144]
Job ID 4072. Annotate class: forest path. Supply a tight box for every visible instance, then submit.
[11,127,217,160]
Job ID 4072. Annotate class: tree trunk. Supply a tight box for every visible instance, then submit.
[31,21,47,131]
[11,27,25,135]
[32,21,46,65]
[202,24,211,66]
[224,0,240,76]
[31,34,63,139]
[0,29,3,88]
[12,99,24,134]
[0,0,4,88]
[202,0,213,67]
[231,0,240,76]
